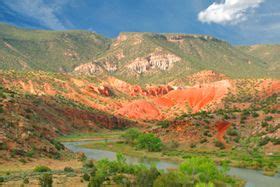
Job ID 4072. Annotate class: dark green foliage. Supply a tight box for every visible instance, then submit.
[265,116,273,121]
[23,177,29,184]
[39,174,53,187]
[157,120,171,128]
[33,166,51,173]
[112,174,131,186]
[271,138,280,145]
[226,129,239,136]
[261,121,269,127]
[214,140,225,149]
[0,176,4,183]
[82,173,90,181]
[50,139,64,151]
[251,112,259,118]
[64,167,74,172]
[136,167,160,187]
[136,133,163,152]
[83,160,95,168]
[259,137,270,146]
[0,142,8,150]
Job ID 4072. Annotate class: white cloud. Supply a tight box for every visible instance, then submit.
[198,0,264,24]
[3,0,70,30]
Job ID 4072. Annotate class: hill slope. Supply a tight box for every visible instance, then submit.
[74,32,274,84]
[237,45,280,77]
[0,23,111,72]
[0,23,279,85]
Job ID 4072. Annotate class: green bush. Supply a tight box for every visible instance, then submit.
[64,167,74,172]
[259,137,270,146]
[214,140,225,149]
[136,167,160,187]
[82,173,90,181]
[157,120,171,128]
[180,157,225,183]
[251,112,259,118]
[136,133,163,152]
[226,129,239,136]
[83,160,95,168]
[33,165,51,173]
[39,174,53,187]
[23,177,29,184]
[261,121,269,127]
[121,128,140,144]
[265,116,273,121]
[153,171,189,187]
[0,176,4,183]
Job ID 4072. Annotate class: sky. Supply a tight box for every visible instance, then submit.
[0,0,279,45]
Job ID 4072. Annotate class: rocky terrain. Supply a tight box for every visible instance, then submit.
[0,23,279,161]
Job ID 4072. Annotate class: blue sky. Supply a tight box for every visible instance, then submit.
[0,0,279,45]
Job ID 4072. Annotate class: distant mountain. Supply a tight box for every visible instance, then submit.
[0,23,279,84]
[0,23,111,72]
[237,45,280,78]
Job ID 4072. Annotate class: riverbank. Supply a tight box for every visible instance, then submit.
[65,131,279,176]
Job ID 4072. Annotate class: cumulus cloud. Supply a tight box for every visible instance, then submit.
[198,0,264,24]
[2,0,70,30]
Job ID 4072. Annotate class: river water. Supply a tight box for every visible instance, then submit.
[63,141,280,187]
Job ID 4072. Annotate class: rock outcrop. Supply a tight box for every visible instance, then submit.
[126,50,181,74]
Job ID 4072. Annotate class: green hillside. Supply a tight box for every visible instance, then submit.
[0,23,279,84]
[0,23,111,72]
[93,33,273,84]
[237,45,280,77]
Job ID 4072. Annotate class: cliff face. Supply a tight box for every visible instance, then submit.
[126,49,181,74]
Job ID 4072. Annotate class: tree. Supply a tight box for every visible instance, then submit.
[136,133,163,152]
[179,157,224,183]
[153,171,190,187]
[39,174,53,187]
[136,167,160,187]
[121,128,140,144]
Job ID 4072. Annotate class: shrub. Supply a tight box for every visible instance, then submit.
[214,140,225,149]
[261,121,269,127]
[226,129,239,136]
[153,171,189,187]
[136,167,160,187]
[50,139,64,150]
[64,167,74,172]
[83,160,95,168]
[271,138,280,145]
[251,112,259,118]
[200,138,208,144]
[0,176,4,183]
[158,120,171,128]
[39,174,53,187]
[121,128,140,144]
[259,137,270,146]
[33,165,51,173]
[190,143,196,148]
[136,133,163,152]
[82,173,90,181]
[23,177,29,184]
[164,140,179,150]
[180,157,224,183]
[265,116,273,121]
[112,174,130,186]
[0,142,8,150]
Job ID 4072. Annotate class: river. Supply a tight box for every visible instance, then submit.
[63,141,280,187]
